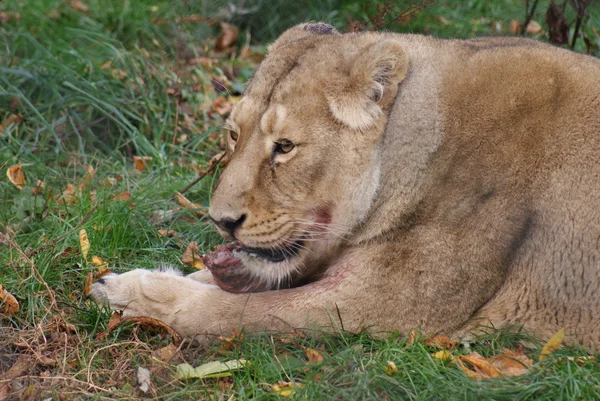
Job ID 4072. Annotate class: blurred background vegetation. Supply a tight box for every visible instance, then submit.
[0,0,598,159]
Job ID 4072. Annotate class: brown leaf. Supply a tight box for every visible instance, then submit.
[0,284,19,314]
[271,381,302,397]
[458,352,502,378]
[455,357,487,380]
[210,96,232,116]
[424,335,456,350]
[31,179,45,195]
[215,22,239,51]
[96,311,122,340]
[124,316,182,343]
[113,191,132,201]
[70,0,89,12]
[173,191,204,217]
[133,155,152,172]
[0,114,23,136]
[152,343,182,363]
[60,183,77,204]
[99,60,112,70]
[488,349,532,376]
[539,328,565,360]
[305,348,324,364]
[182,241,206,270]
[7,164,26,186]
[406,328,420,344]
[510,19,520,34]
[111,69,127,80]
[157,229,177,238]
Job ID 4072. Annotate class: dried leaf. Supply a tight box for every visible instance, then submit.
[458,352,502,378]
[175,359,248,379]
[383,360,398,375]
[215,22,239,51]
[70,0,89,12]
[526,20,542,34]
[157,229,177,238]
[424,335,456,350]
[510,19,520,34]
[406,328,420,344]
[123,316,182,343]
[79,229,90,260]
[271,381,303,397]
[84,271,94,296]
[539,328,565,360]
[99,60,112,70]
[7,164,26,186]
[488,349,532,376]
[211,96,232,116]
[60,183,77,204]
[96,311,122,340]
[31,179,45,195]
[133,156,152,172]
[112,191,132,201]
[432,350,452,361]
[455,357,487,380]
[173,192,204,217]
[152,343,181,363]
[305,348,324,364]
[182,241,206,270]
[111,69,127,80]
[91,255,108,267]
[0,284,19,314]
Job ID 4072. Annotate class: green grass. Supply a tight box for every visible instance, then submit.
[1,0,600,399]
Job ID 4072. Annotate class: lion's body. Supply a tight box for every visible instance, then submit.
[93,25,600,347]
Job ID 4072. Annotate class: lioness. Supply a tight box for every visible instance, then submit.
[92,23,600,347]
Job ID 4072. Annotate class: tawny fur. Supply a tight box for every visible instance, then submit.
[92,24,600,348]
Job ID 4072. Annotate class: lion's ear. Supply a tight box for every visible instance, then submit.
[328,39,408,131]
[270,23,338,51]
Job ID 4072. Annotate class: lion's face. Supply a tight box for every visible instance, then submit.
[208,25,408,283]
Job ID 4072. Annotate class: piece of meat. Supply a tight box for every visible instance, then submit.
[202,244,268,293]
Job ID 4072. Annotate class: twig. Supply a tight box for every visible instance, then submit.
[177,152,225,195]
[521,0,540,34]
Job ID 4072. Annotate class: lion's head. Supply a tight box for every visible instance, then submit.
[208,24,409,284]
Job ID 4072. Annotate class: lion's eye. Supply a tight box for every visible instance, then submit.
[229,130,239,142]
[274,139,295,154]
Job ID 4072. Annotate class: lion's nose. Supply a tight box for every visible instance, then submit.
[210,213,247,236]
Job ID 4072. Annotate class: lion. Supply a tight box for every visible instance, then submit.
[92,23,600,347]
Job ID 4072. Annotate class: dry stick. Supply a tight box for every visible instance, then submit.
[521,0,540,34]
[177,152,225,195]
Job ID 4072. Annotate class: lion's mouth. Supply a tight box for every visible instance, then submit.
[236,240,304,263]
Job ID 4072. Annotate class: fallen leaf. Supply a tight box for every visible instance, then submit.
[133,156,152,172]
[510,19,520,34]
[182,241,205,270]
[112,191,132,201]
[488,349,532,376]
[383,360,397,375]
[0,284,19,314]
[137,366,151,393]
[173,191,205,218]
[424,335,456,350]
[99,60,112,70]
[123,316,182,343]
[157,229,177,238]
[175,359,248,379]
[305,348,324,364]
[210,96,232,116]
[152,343,181,363]
[406,328,420,344]
[70,0,89,12]
[539,328,565,361]
[0,114,23,136]
[432,350,452,361]
[215,22,239,51]
[91,255,108,268]
[7,164,26,186]
[0,356,32,398]
[84,271,94,296]
[271,381,302,397]
[455,357,487,380]
[458,352,501,378]
[60,183,77,204]
[31,179,45,195]
[526,20,542,35]
[111,69,127,80]
[218,328,244,353]
[96,311,122,340]
[79,229,90,261]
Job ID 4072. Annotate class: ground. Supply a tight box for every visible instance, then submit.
[1,0,599,400]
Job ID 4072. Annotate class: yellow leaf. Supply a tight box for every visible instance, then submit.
[539,328,565,361]
[7,164,26,185]
[91,255,107,267]
[79,229,90,261]
[173,191,204,217]
[182,241,206,270]
[0,284,19,314]
[271,381,302,397]
[383,360,398,375]
[459,352,502,378]
[432,350,453,361]
[305,348,324,364]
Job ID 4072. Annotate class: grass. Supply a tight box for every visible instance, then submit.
[1,0,599,399]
